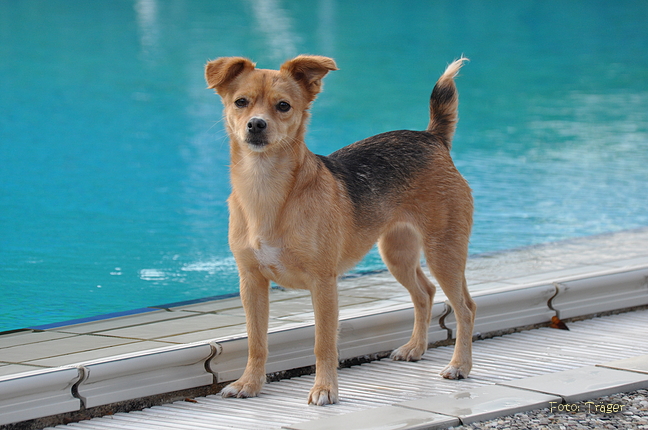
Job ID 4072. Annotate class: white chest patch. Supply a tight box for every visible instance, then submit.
[255,242,283,271]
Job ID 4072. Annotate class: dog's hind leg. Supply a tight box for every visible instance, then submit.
[379,224,436,362]
[424,237,475,379]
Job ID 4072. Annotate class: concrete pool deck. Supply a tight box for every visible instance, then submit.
[1,227,648,428]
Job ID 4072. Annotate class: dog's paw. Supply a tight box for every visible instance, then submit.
[308,385,339,406]
[390,342,425,362]
[440,363,471,380]
[220,379,263,399]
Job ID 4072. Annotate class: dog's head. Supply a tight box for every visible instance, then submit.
[205,55,338,152]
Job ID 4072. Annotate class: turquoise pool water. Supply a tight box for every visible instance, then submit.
[1,1,647,332]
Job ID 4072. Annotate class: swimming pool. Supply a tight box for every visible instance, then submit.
[1,0,647,332]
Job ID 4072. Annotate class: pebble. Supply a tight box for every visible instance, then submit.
[449,389,648,430]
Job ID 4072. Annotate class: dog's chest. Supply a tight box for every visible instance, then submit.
[254,241,284,275]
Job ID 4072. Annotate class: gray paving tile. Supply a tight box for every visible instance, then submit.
[581,229,648,263]
[98,313,247,340]
[283,405,459,430]
[48,310,186,334]
[168,297,243,313]
[0,335,139,363]
[155,324,248,344]
[221,295,379,321]
[172,289,315,315]
[339,299,415,319]
[499,365,648,403]
[463,229,648,284]
[269,288,314,301]
[603,256,648,269]
[338,283,410,300]
[398,384,560,424]
[539,229,648,266]
[0,330,76,349]
[157,319,312,344]
[501,265,613,286]
[339,276,448,303]
[466,252,568,283]
[25,340,170,367]
[281,299,413,323]
[598,355,648,375]
[217,296,311,319]
[338,273,395,291]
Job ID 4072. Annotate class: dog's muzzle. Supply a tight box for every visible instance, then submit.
[246,117,268,147]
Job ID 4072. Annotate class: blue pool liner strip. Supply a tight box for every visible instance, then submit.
[27,307,159,331]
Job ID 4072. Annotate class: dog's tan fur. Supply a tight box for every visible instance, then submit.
[205,55,475,405]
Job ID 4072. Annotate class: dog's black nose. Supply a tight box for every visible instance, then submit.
[247,117,267,134]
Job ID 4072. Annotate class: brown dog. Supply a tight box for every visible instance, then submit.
[205,55,475,405]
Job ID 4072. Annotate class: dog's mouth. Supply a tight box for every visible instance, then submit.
[245,134,269,150]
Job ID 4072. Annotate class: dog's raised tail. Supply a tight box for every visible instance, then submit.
[427,57,468,149]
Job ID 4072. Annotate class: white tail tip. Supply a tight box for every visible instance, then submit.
[443,56,469,79]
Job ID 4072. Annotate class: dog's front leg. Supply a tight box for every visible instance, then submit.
[221,269,270,398]
[308,277,339,405]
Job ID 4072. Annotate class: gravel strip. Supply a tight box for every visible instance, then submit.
[449,389,648,429]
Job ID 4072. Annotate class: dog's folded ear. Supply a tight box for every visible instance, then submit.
[280,55,338,101]
[205,57,256,95]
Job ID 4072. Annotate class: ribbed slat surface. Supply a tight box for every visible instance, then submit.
[49,309,648,430]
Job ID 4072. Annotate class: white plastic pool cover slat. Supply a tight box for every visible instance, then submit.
[46,309,648,430]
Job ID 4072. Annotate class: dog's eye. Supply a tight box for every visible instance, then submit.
[276,101,291,112]
[234,98,248,108]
